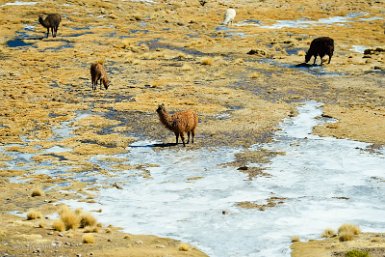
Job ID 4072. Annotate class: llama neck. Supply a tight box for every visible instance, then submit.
[39,17,49,28]
[158,110,174,130]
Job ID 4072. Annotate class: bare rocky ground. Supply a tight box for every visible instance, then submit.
[0,0,384,256]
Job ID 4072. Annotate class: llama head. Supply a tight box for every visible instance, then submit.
[102,78,110,90]
[156,104,166,114]
[305,51,311,63]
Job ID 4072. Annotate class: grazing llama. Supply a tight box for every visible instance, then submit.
[222,8,236,26]
[38,14,62,38]
[90,62,110,90]
[156,104,198,147]
[305,37,334,65]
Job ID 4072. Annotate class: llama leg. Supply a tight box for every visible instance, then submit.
[99,79,102,90]
[180,132,186,147]
[46,28,49,38]
[187,132,191,144]
[313,56,317,65]
[328,55,332,64]
[191,130,195,143]
[51,27,54,38]
[175,132,179,145]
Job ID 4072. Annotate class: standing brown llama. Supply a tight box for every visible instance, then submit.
[38,14,62,38]
[90,62,110,90]
[156,104,198,147]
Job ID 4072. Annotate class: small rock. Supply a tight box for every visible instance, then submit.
[76,254,82,257]
[58,233,64,237]
[237,166,248,171]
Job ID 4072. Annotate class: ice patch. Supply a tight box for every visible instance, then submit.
[1,1,38,7]
[351,45,368,53]
[65,101,385,257]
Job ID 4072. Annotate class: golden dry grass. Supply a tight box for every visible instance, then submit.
[52,219,65,232]
[200,58,213,66]
[79,212,97,228]
[178,243,190,251]
[337,224,360,242]
[322,228,336,238]
[82,234,95,244]
[338,224,361,236]
[31,188,44,197]
[60,209,80,230]
[26,210,42,220]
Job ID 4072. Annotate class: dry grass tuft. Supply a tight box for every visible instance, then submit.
[200,58,213,66]
[52,219,65,232]
[338,224,361,236]
[60,209,80,230]
[322,228,336,238]
[79,212,97,228]
[27,210,42,220]
[250,72,260,79]
[31,188,44,197]
[84,226,99,233]
[339,232,354,242]
[291,236,300,243]
[82,234,95,244]
[178,243,190,251]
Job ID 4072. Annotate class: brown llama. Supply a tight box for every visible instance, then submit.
[90,62,110,90]
[156,104,198,147]
[38,14,62,38]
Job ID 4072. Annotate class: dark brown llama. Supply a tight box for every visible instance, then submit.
[305,37,334,65]
[90,62,110,90]
[38,14,62,38]
[156,104,198,147]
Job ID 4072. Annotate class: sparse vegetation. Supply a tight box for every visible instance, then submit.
[345,250,370,257]
[59,208,80,230]
[200,58,213,65]
[179,243,190,251]
[82,234,95,244]
[338,224,361,239]
[79,212,97,228]
[52,219,65,232]
[26,210,42,220]
[322,228,336,238]
[31,188,44,197]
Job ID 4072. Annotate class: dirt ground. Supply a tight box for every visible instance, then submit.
[0,0,384,256]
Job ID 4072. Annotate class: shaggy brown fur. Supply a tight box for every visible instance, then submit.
[156,104,198,146]
[90,62,110,90]
[38,13,62,38]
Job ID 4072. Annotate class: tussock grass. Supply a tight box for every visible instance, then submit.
[250,72,260,79]
[338,224,361,236]
[200,58,213,66]
[82,234,95,244]
[339,232,354,242]
[322,228,336,238]
[31,188,44,197]
[52,219,65,232]
[178,243,190,251]
[27,210,42,220]
[84,226,99,233]
[59,208,80,230]
[79,212,97,228]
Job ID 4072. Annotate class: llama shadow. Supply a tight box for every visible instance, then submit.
[129,142,178,148]
[294,63,315,68]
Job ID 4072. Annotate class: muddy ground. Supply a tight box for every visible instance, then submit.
[0,0,384,256]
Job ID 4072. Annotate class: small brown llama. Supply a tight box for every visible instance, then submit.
[90,62,110,90]
[156,104,198,147]
[38,14,62,38]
